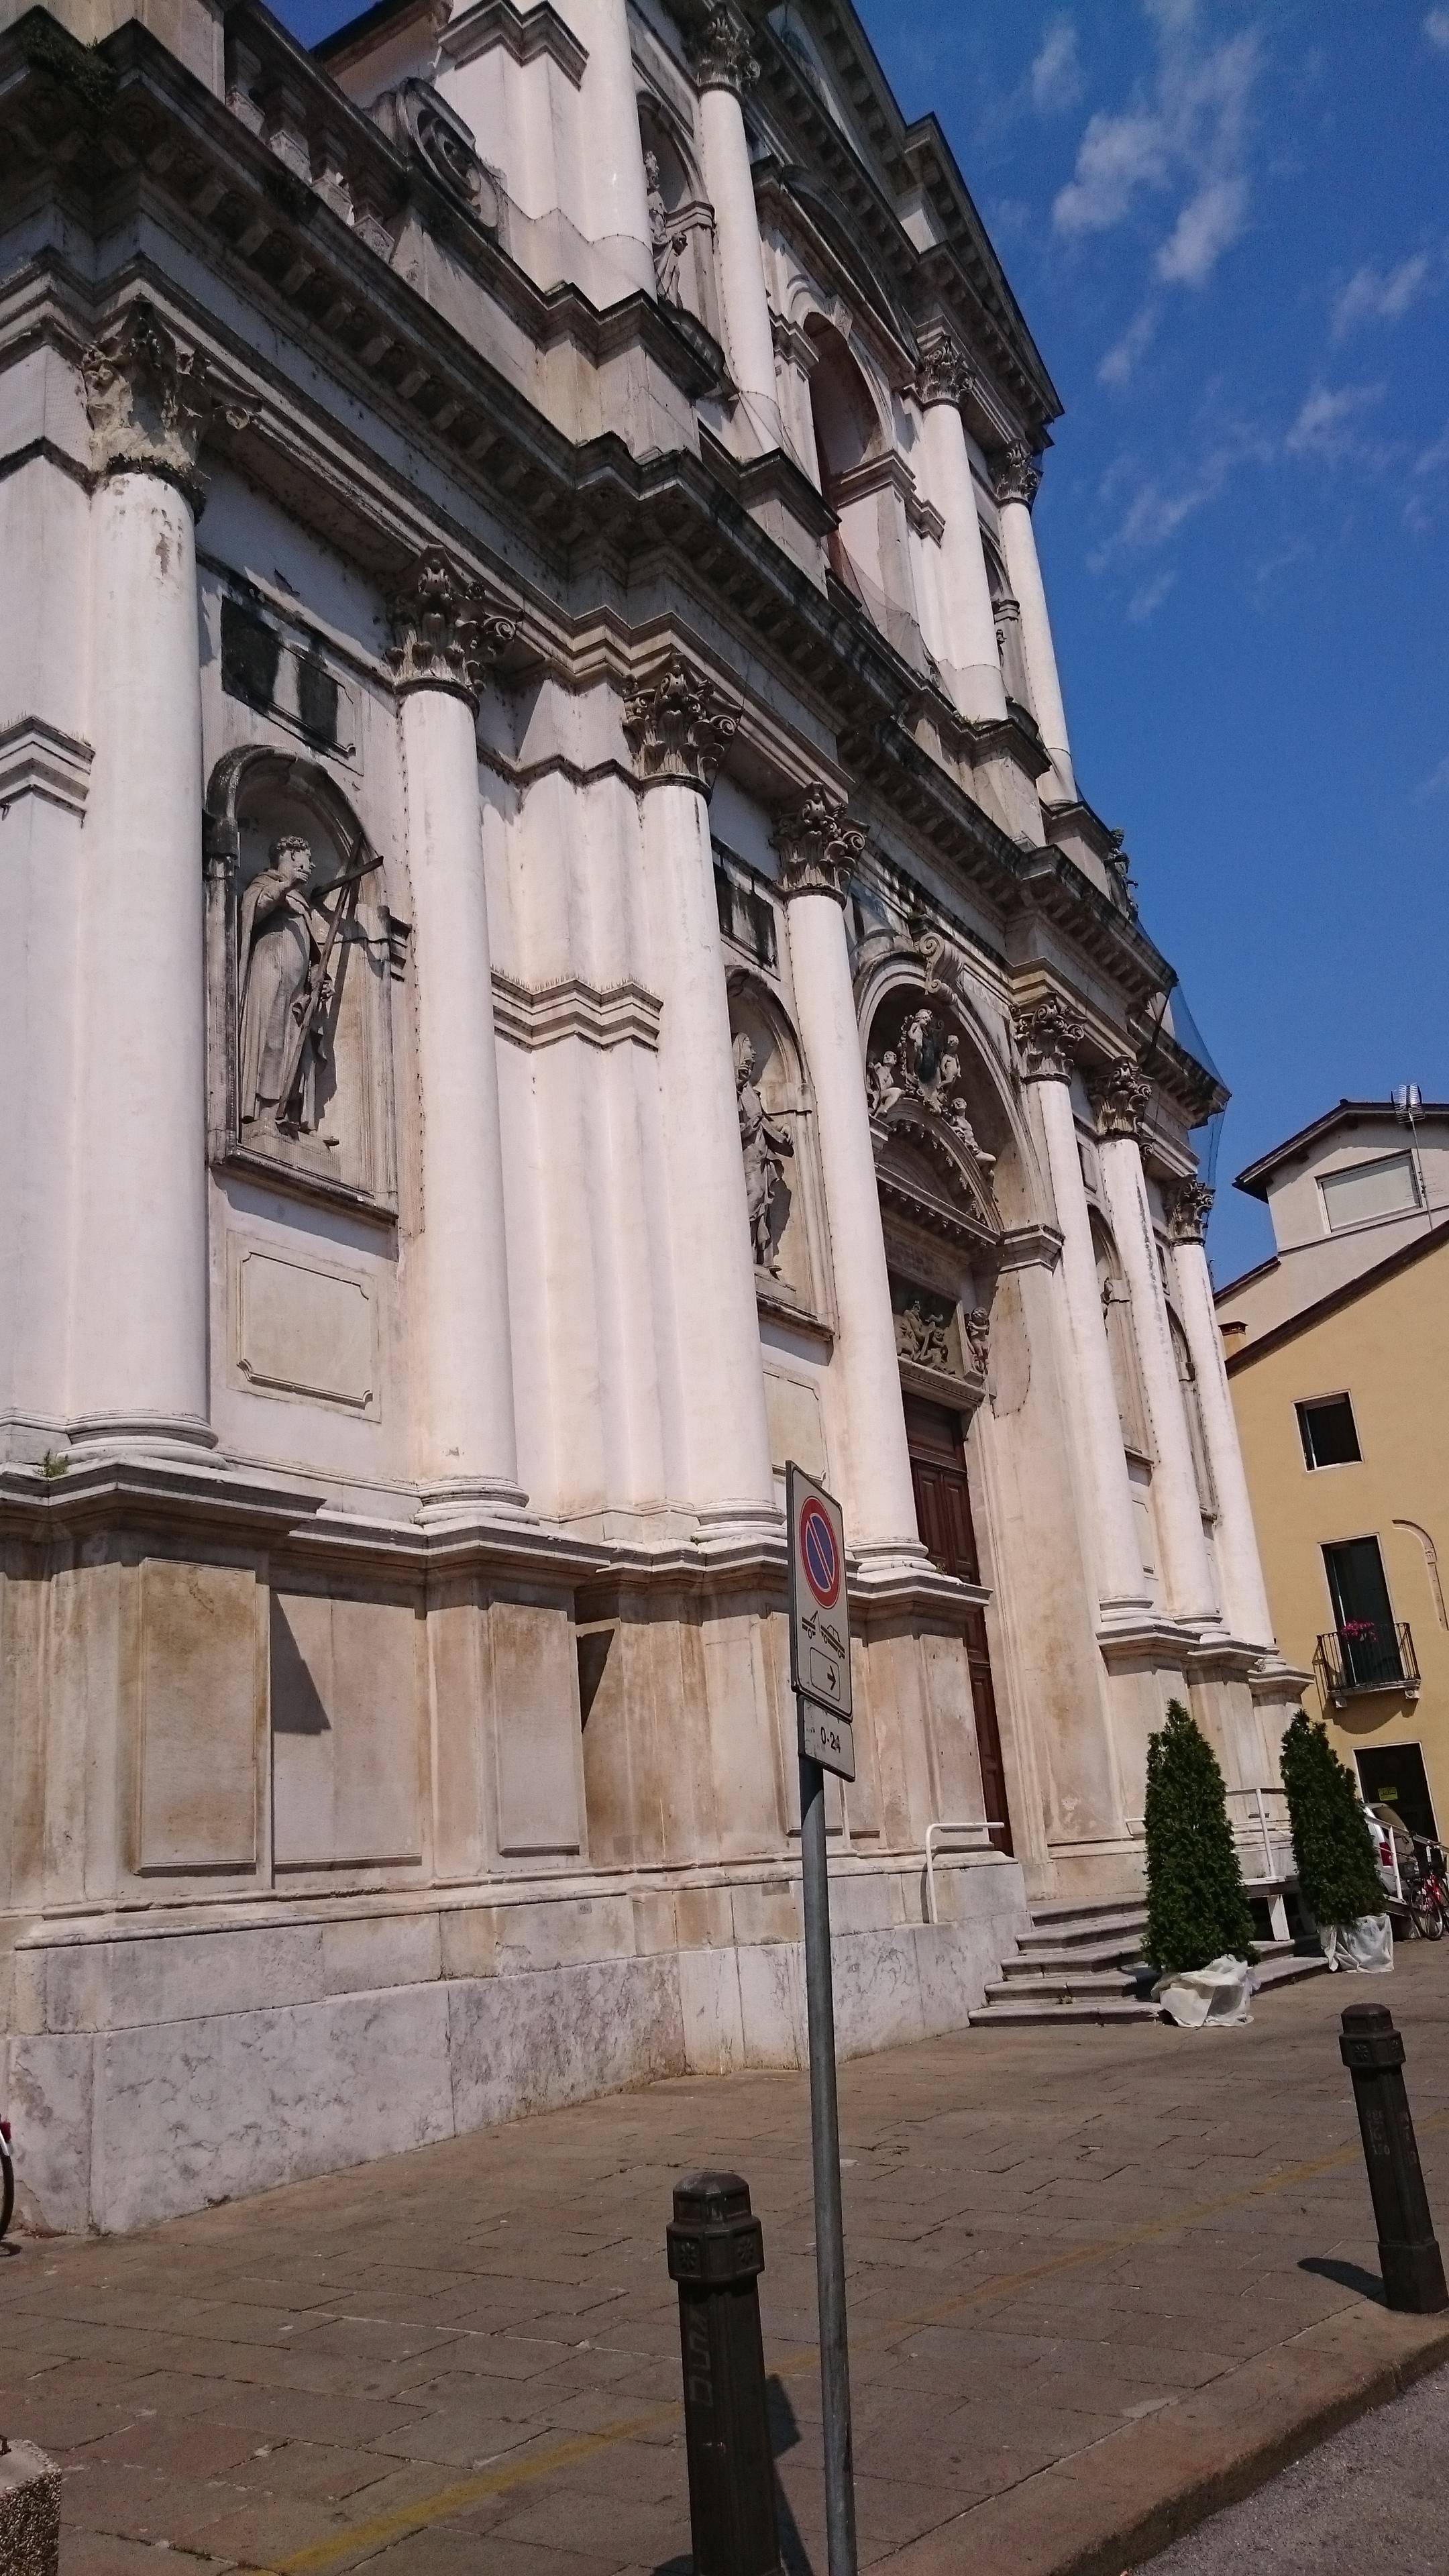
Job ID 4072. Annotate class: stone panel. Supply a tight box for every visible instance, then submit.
[490,1599,586,1858]
[446,1954,683,2127]
[272,1590,423,1867]
[234,1246,378,1414]
[136,1558,260,1872]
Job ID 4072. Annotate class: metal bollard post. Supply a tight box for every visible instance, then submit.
[1339,2004,1448,2313]
[666,2171,782,2576]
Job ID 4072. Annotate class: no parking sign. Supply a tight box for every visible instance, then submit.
[787,1462,854,1780]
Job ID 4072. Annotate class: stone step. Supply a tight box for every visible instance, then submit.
[1028,1896,1148,1928]
[968,1995,1165,2027]
[1017,1911,1148,1954]
[982,1969,1137,2003]
[1004,1935,1147,1974]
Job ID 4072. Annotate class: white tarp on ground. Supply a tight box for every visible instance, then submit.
[1322,1914,1394,1974]
[1152,1954,1255,2027]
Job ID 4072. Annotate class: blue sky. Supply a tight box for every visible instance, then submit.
[282,0,1446,1283]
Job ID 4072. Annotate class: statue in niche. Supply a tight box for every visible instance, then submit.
[239,832,374,1135]
[645,152,686,306]
[734,1032,793,1275]
[895,1293,956,1373]
[965,1307,991,1375]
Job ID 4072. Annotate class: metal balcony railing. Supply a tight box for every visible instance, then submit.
[1318,1621,1419,1702]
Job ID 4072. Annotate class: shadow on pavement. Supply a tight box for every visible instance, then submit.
[652,2374,817,2576]
[1299,2255,1385,2302]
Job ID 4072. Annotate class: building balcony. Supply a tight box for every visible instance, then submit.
[1317,1621,1420,1704]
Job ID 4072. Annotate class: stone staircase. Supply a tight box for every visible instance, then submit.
[968,1894,1330,2029]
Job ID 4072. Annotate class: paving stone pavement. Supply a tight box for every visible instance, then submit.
[5,1950,1449,2575]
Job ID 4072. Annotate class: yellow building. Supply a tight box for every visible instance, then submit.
[1217,1099,1449,1841]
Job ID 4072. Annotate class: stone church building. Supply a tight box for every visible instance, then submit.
[0,0,1300,2230]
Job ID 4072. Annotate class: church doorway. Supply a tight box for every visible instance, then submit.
[904,1396,1013,1856]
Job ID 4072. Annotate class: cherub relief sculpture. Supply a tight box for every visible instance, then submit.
[645,152,686,306]
[238,833,376,1134]
[895,1294,955,1373]
[865,1005,998,1169]
[734,1032,793,1275]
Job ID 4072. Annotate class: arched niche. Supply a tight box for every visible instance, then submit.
[638,95,722,345]
[1091,1211,1149,1460]
[204,747,400,1217]
[727,971,833,1331]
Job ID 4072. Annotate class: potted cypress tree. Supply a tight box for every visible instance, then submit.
[1279,1711,1388,1965]
[1144,1700,1257,1978]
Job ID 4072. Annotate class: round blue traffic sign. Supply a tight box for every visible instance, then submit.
[800,1499,841,1608]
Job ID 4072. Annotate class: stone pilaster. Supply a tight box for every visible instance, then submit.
[689,9,780,452]
[913,328,1006,727]
[1167,1183,1277,1646]
[992,441,1075,802]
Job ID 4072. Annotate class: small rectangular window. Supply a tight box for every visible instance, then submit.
[1297,1394,1361,1469]
[1320,1151,1419,1233]
[220,597,282,712]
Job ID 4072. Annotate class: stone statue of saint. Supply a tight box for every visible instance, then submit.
[237,833,337,1132]
[645,151,686,305]
[734,1032,793,1275]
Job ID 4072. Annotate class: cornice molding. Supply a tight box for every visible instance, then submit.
[622,653,739,790]
[492,971,662,1053]
[770,783,865,903]
[0,716,93,816]
[386,546,514,704]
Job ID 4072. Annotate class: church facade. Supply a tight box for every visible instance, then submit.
[0,0,1299,2231]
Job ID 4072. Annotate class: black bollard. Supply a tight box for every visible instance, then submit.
[1339,2004,1448,2313]
[666,2171,782,2576]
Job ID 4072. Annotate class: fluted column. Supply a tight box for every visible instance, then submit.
[1014,1001,1148,1617]
[776,788,920,1559]
[1093,1063,1218,1626]
[1168,1183,1276,1647]
[625,657,774,1532]
[994,443,1076,804]
[68,305,240,1453]
[912,331,1007,727]
[389,549,524,1515]
[692,5,783,453]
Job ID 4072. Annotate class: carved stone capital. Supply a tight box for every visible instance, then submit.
[1012,996,1085,1083]
[770,783,865,902]
[386,548,515,706]
[690,3,759,93]
[993,440,1042,510]
[1167,1178,1215,1245]
[82,301,252,511]
[623,654,738,791]
[1092,1057,1152,1141]
[913,330,974,413]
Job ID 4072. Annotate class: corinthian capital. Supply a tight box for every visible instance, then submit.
[386,548,515,706]
[770,783,865,902]
[1166,1178,1214,1244]
[1012,996,1085,1083]
[82,301,252,510]
[690,3,759,93]
[913,329,974,413]
[1092,1057,1152,1140]
[623,653,739,790]
[993,441,1042,509]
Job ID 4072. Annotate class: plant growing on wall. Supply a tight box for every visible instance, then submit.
[1280,1711,1385,1927]
[1144,1700,1258,1974]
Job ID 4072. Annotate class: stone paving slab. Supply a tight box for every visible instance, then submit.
[5,1951,1449,2573]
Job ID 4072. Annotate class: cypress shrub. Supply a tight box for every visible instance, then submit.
[1144,1699,1258,1975]
[1279,1711,1385,1928]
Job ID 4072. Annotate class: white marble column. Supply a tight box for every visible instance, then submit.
[1093,1063,1218,1627]
[68,307,223,1452]
[1169,1182,1276,1648]
[994,443,1076,805]
[624,657,775,1532]
[390,549,525,1515]
[560,0,656,300]
[691,5,784,453]
[1014,1001,1148,1617]
[913,332,1008,728]
[777,788,921,1560]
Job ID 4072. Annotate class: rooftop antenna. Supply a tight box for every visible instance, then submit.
[1393,1083,1429,1222]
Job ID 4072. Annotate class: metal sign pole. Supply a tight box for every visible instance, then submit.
[798,1721,857,2576]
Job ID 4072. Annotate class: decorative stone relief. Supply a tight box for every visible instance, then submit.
[645,152,688,305]
[82,299,253,507]
[770,783,865,903]
[894,1290,957,1373]
[865,1007,996,1167]
[372,78,498,226]
[1093,1058,1152,1141]
[690,3,759,93]
[1166,1179,1214,1244]
[913,329,974,412]
[1012,996,1085,1083]
[993,441,1042,510]
[623,654,738,789]
[735,1032,794,1275]
[387,547,515,706]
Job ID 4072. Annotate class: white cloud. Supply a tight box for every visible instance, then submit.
[1098,301,1161,386]
[1416,419,1449,477]
[1053,15,1260,291]
[1089,419,1273,567]
[1031,17,1083,113]
[1332,252,1434,339]
[1285,380,1387,462]
[1128,567,1177,621]
[1426,9,1449,49]
[1415,755,1449,801]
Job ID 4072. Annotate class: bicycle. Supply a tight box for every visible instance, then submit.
[1408,1839,1449,1942]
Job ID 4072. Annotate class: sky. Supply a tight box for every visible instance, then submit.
[279,0,1447,1285]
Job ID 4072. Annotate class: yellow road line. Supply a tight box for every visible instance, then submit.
[266,2106,1449,2573]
